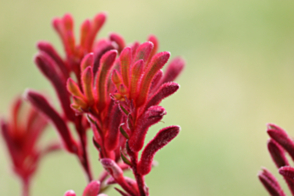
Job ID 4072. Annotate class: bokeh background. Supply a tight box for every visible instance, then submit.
[1,0,294,195]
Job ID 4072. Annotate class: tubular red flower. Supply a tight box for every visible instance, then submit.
[267,123,294,161]
[136,51,170,107]
[133,42,154,68]
[160,57,185,85]
[96,50,118,111]
[144,82,179,111]
[268,139,289,168]
[109,33,126,53]
[35,52,74,121]
[24,90,78,154]
[258,168,286,196]
[105,105,122,151]
[138,125,180,175]
[128,106,167,152]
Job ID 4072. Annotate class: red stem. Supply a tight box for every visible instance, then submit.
[75,117,93,182]
[129,150,147,196]
[22,178,29,196]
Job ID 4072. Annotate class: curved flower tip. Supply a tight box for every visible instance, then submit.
[279,166,294,180]
[82,180,100,196]
[138,125,180,175]
[128,106,167,152]
[258,168,286,196]
[23,89,79,154]
[267,139,289,168]
[100,158,123,179]
[266,123,294,161]
[161,57,185,84]
[64,190,76,196]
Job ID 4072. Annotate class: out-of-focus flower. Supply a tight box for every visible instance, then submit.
[1,97,60,196]
[259,124,294,196]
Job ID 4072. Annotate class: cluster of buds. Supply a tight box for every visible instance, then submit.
[259,124,294,196]
[1,97,60,196]
[1,12,184,196]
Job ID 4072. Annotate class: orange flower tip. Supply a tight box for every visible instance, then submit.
[112,69,121,84]
[62,13,74,30]
[119,84,127,94]
[81,53,94,71]
[64,190,76,196]
[82,66,93,82]
[73,96,87,107]
[67,78,83,97]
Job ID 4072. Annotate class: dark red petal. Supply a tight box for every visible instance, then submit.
[138,125,180,175]
[105,105,122,151]
[267,124,294,161]
[161,57,185,84]
[268,139,289,168]
[258,168,286,196]
[35,53,74,121]
[37,41,69,79]
[144,82,179,111]
[128,106,166,152]
[110,33,126,53]
[24,90,78,154]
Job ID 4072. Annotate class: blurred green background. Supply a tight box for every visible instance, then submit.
[1,0,294,195]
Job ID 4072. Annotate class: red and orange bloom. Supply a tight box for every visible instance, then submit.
[25,13,121,182]
[66,35,184,195]
[2,12,184,196]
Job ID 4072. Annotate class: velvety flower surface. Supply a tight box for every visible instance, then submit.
[259,124,294,196]
[1,12,184,196]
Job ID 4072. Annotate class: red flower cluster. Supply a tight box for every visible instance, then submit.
[1,12,184,196]
[259,124,294,196]
[1,97,60,196]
